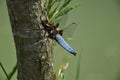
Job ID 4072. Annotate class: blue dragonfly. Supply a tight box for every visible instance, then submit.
[41,19,77,56]
[13,16,77,56]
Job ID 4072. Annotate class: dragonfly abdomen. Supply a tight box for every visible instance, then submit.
[55,34,76,56]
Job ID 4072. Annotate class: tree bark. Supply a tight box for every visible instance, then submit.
[6,0,54,80]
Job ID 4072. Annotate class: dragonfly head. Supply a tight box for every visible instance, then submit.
[41,20,64,39]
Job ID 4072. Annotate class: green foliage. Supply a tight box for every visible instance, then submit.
[0,62,17,80]
[59,72,64,80]
[46,0,80,23]
[0,62,9,79]
[7,63,17,80]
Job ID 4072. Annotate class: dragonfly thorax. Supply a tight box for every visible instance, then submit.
[41,20,63,39]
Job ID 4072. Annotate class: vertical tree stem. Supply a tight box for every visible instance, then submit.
[6,0,54,80]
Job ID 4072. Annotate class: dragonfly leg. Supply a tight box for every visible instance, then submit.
[55,23,59,28]
[59,30,63,36]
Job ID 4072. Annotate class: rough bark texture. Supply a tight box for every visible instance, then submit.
[6,0,54,80]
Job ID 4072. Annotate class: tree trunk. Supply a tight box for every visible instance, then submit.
[6,0,54,80]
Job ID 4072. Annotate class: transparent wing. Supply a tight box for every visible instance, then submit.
[52,22,77,47]
[62,23,77,41]
[54,14,68,29]
[54,14,77,41]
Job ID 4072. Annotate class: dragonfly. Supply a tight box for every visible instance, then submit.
[41,19,77,56]
[14,16,77,56]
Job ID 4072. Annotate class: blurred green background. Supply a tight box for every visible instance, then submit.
[0,0,120,80]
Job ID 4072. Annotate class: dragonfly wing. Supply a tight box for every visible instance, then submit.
[62,23,77,41]
[55,14,68,29]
